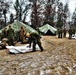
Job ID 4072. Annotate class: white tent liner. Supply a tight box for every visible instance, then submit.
[6,44,40,54]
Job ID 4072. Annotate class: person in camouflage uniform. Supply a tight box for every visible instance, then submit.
[57,27,61,38]
[2,28,7,39]
[60,27,63,38]
[72,28,75,35]
[0,32,2,41]
[63,27,67,38]
[58,27,63,38]
[28,32,43,52]
[7,25,15,45]
[68,27,72,39]
[19,26,26,43]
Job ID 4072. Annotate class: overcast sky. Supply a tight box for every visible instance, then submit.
[60,0,76,13]
[9,0,76,13]
[6,0,76,21]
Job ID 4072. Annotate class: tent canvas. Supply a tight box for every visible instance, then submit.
[39,24,57,35]
[0,21,38,34]
[6,44,40,54]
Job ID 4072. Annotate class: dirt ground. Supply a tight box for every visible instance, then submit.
[0,35,76,75]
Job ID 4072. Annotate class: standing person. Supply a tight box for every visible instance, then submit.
[2,28,7,39]
[72,28,75,35]
[58,27,63,38]
[63,27,67,38]
[0,32,2,41]
[68,27,72,39]
[7,25,15,45]
[60,27,63,38]
[28,32,44,52]
[57,27,60,38]
[19,26,26,43]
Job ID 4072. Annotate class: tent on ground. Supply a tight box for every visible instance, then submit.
[0,21,38,34]
[0,21,38,42]
[39,24,57,35]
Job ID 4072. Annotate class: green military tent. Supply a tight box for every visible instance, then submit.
[0,21,38,34]
[39,24,57,35]
[0,21,38,42]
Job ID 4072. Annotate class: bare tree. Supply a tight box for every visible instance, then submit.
[63,3,69,28]
[56,2,64,28]
[30,0,45,29]
[72,8,76,28]
[0,0,10,28]
[22,4,31,23]
[43,0,60,26]
[14,0,31,22]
